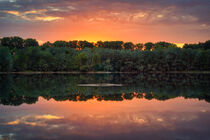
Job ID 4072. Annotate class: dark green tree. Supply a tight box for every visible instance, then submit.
[135,43,144,50]
[24,38,39,47]
[75,52,90,71]
[103,41,124,50]
[124,42,135,50]
[154,42,177,50]
[53,41,69,47]
[1,36,24,49]
[144,42,154,50]
[41,41,53,48]
[78,41,94,49]
[69,40,78,49]
[0,47,13,71]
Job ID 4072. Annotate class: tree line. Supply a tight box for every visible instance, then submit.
[0,36,209,72]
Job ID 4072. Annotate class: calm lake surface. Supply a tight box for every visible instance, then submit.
[0,74,210,140]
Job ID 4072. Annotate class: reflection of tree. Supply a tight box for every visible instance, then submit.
[0,74,209,106]
[0,95,38,106]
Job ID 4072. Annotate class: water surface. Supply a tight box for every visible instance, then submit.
[0,74,210,140]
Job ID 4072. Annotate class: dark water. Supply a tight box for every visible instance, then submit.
[0,74,210,140]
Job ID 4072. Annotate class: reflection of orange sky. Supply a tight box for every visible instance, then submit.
[1,97,210,139]
[35,97,209,116]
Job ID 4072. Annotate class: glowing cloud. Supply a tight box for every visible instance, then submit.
[34,16,64,21]
[5,10,19,16]
[6,120,20,125]
[35,114,64,120]
[5,114,64,126]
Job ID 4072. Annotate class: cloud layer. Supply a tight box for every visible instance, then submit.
[0,0,209,24]
[0,0,209,43]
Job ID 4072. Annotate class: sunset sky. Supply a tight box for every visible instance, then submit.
[0,0,209,44]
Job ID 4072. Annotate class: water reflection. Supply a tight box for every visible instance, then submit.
[0,98,210,140]
[0,74,210,140]
[0,74,210,105]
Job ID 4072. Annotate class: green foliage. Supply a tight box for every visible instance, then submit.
[96,41,104,48]
[69,40,78,49]
[41,41,53,48]
[124,42,135,50]
[53,41,69,47]
[91,53,101,70]
[0,36,209,72]
[98,41,124,50]
[24,38,39,47]
[14,48,28,71]
[2,46,210,72]
[135,43,144,50]
[78,41,94,49]
[154,42,177,50]
[183,40,210,50]
[13,47,77,71]
[0,47,13,71]
[1,36,24,50]
[75,52,89,71]
[144,42,154,50]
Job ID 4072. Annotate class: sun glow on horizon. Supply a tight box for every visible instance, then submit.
[175,43,185,48]
[69,35,114,43]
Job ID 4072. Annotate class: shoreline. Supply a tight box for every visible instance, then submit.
[0,71,210,74]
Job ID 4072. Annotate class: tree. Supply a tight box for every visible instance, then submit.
[1,36,24,49]
[0,47,13,71]
[24,38,39,47]
[91,53,101,71]
[184,40,210,50]
[9,36,24,49]
[135,43,144,50]
[124,42,135,50]
[183,44,197,49]
[78,41,94,49]
[75,52,89,71]
[53,41,69,47]
[144,42,154,50]
[202,40,210,50]
[69,40,78,49]
[154,42,177,50]
[103,41,124,50]
[1,37,11,47]
[96,41,104,48]
[14,48,29,71]
[41,41,53,48]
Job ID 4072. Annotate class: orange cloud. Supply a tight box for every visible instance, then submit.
[34,16,64,21]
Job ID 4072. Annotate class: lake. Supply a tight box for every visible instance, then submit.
[0,74,210,140]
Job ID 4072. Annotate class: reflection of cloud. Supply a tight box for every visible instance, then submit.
[1,110,210,140]
[201,109,207,113]
[0,133,15,140]
[133,117,146,124]
[5,114,64,127]
[157,118,163,122]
